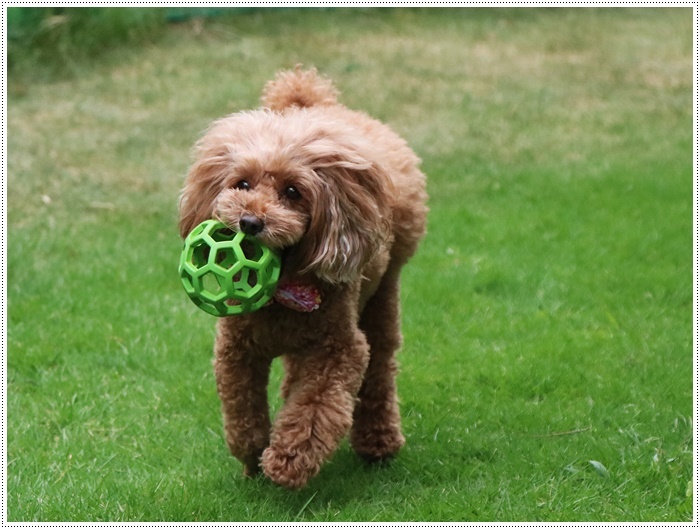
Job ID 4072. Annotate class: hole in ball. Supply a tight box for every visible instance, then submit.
[247,270,258,288]
[210,227,234,243]
[190,243,210,268]
[201,272,223,295]
[215,247,237,270]
[240,239,263,261]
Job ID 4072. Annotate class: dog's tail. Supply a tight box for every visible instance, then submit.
[261,66,339,111]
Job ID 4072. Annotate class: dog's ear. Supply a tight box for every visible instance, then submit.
[297,145,393,283]
[178,143,230,239]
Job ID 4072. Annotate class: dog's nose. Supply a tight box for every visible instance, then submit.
[239,215,265,236]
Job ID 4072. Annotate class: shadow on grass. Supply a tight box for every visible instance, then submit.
[210,438,500,522]
[227,448,401,522]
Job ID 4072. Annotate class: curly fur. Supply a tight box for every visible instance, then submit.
[179,68,428,489]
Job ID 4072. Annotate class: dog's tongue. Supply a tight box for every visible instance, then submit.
[274,282,322,312]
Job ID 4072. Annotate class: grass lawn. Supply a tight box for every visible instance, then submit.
[7,7,693,522]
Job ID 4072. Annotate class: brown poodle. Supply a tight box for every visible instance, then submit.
[179,68,428,489]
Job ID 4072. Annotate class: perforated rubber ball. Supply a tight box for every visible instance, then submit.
[179,219,281,316]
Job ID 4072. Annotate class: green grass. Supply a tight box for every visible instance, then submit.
[7,7,167,82]
[7,7,693,521]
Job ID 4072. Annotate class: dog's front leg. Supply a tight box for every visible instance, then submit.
[214,321,273,477]
[261,329,370,489]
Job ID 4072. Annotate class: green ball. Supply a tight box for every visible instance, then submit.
[179,219,281,316]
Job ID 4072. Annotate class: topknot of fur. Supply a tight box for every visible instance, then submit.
[261,66,340,111]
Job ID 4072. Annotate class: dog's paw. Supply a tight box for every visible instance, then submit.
[242,459,262,478]
[261,445,319,489]
[351,425,405,463]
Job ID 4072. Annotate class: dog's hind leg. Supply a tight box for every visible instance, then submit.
[351,270,406,462]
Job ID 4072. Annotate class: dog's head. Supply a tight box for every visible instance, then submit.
[179,109,392,283]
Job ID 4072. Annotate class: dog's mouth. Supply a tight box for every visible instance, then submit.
[219,242,321,313]
[236,226,301,257]
[273,247,322,312]
[214,213,320,312]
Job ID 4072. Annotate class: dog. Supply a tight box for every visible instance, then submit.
[179,68,428,489]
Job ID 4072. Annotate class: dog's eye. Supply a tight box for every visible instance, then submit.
[235,180,251,191]
[284,185,301,200]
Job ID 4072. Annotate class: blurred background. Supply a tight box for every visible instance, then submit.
[7,7,693,522]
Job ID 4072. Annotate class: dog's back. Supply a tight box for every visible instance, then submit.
[261,67,428,266]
